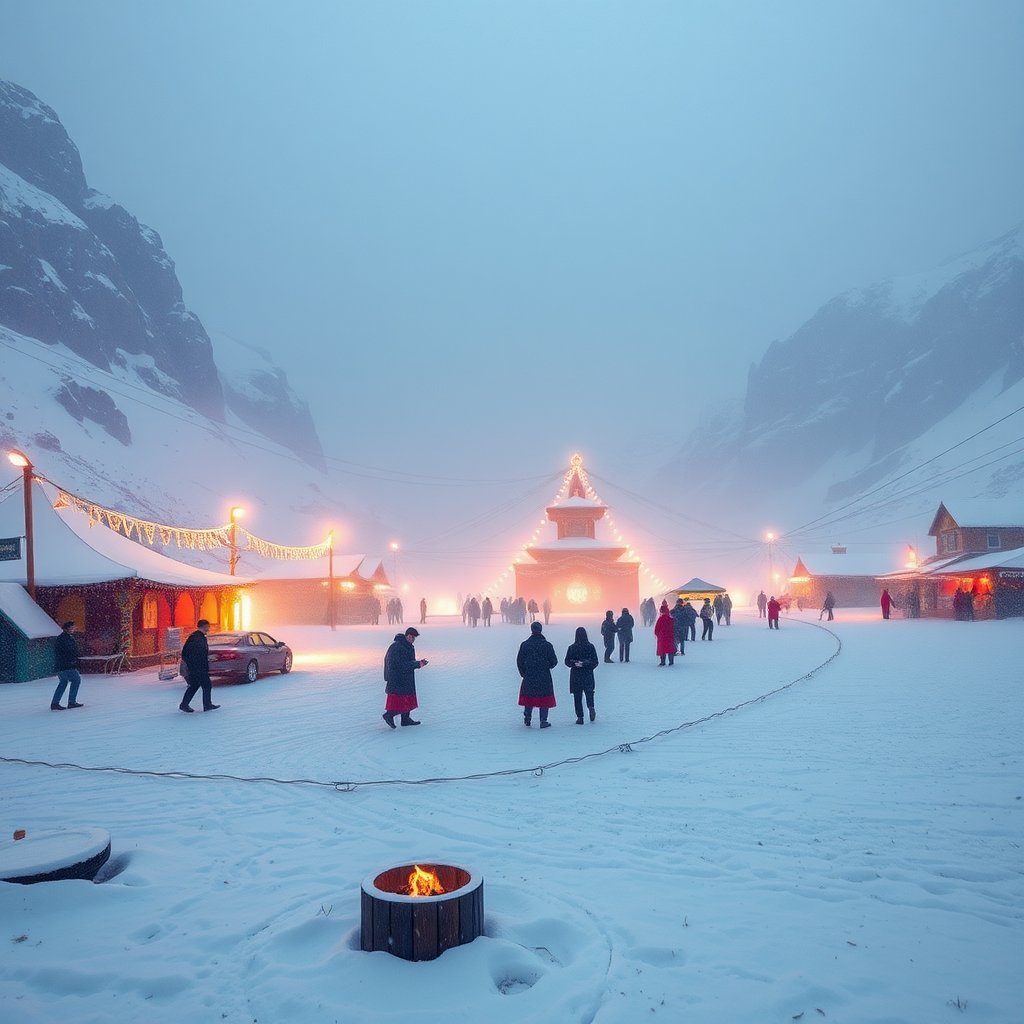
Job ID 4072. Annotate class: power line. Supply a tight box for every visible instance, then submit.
[784,405,1024,539]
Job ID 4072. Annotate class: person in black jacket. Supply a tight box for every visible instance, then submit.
[51,620,83,710]
[599,610,617,663]
[180,619,219,712]
[517,621,558,727]
[681,599,698,641]
[383,627,429,727]
[615,607,634,662]
[670,598,688,656]
[565,626,599,724]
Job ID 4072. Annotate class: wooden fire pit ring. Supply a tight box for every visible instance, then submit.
[361,862,483,961]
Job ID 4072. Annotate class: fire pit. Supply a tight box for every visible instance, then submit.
[361,862,483,961]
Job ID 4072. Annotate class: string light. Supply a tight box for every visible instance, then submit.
[482,454,668,595]
[50,483,331,560]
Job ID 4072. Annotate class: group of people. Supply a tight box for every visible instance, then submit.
[385,597,404,625]
[599,608,635,662]
[496,595,550,625]
[460,595,494,626]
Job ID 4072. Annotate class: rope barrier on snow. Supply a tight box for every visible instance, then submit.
[1,620,841,790]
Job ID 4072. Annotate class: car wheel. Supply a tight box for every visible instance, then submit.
[245,659,258,684]
[280,651,292,674]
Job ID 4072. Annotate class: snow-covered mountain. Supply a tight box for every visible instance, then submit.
[658,225,1024,538]
[0,79,324,472]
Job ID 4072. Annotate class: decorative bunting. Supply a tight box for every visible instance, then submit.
[48,483,331,561]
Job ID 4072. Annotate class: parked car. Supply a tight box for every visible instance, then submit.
[204,631,294,683]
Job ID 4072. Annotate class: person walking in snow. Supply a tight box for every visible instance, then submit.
[757,591,767,618]
[50,620,83,711]
[542,597,552,625]
[713,593,724,625]
[682,599,698,641]
[382,627,428,728]
[722,592,733,625]
[655,600,676,666]
[700,598,715,640]
[670,598,688,656]
[767,596,781,629]
[482,596,493,626]
[615,607,634,662]
[880,588,893,620]
[468,596,480,627]
[179,619,219,713]
[565,626,599,724]
[820,591,835,621]
[419,597,427,624]
[517,622,558,727]
[528,598,539,623]
[600,610,618,663]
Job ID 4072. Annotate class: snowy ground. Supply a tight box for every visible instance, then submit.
[1,610,1021,1024]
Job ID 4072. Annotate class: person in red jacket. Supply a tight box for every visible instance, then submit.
[654,600,676,665]
[880,588,893,620]
[766,596,781,629]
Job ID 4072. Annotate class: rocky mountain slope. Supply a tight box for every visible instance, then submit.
[658,224,1024,533]
[0,78,324,470]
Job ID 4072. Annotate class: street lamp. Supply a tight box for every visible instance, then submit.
[7,449,34,599]
[327,530,336,632]
[229,506,245,576]
[390,542,399,590]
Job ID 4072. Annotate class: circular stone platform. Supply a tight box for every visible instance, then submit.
[0,827,111,884]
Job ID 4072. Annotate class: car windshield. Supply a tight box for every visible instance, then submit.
[208,634,245,647]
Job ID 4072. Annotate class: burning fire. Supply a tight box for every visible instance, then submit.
[405,864,446,897]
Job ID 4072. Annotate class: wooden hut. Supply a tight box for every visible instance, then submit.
[240,552,391,626]
[0,582,61,683]
[788,547,905,609]
[0,483,250,670]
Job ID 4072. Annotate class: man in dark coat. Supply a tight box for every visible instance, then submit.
[600,611,618,663]
[699,598,715,640]
[757,591,768,618]
[51,620,83,710]
[180,619,219,712]
[565,626,599,723]
[713,594,724,624]
[670,598,688,655]
[615,607,634,662]
[517,621,558,727]
[681,600,698,641]
[383,627,428,727]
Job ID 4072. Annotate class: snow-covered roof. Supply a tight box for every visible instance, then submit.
[549,496,606,510]
[670,578,726,594]
[0,484,249,588]
[794,552,905,577]
[920,545,1024,575]
[528,537,625,552]
[929,499,1024,533]
[0,582,62,639]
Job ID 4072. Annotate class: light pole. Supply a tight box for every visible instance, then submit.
[390,542,399,590]
[327,530,336,632]
[7,449,34,599]
[766,532,775,595]
[229,506,245,576]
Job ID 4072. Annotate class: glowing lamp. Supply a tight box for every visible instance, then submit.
[7,450,30,468]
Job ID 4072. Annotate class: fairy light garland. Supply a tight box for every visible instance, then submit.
[482,455,667,595]
[50,484,331,561]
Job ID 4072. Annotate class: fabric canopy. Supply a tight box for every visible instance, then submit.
[0,483,248,588]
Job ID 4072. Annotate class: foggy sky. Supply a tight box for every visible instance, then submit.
[3,1,1023,535]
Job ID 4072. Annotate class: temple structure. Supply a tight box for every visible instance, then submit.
[514,455,640,614]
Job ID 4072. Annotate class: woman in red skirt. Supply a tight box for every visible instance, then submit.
[383,628,429,727]
[517,621,558,727]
